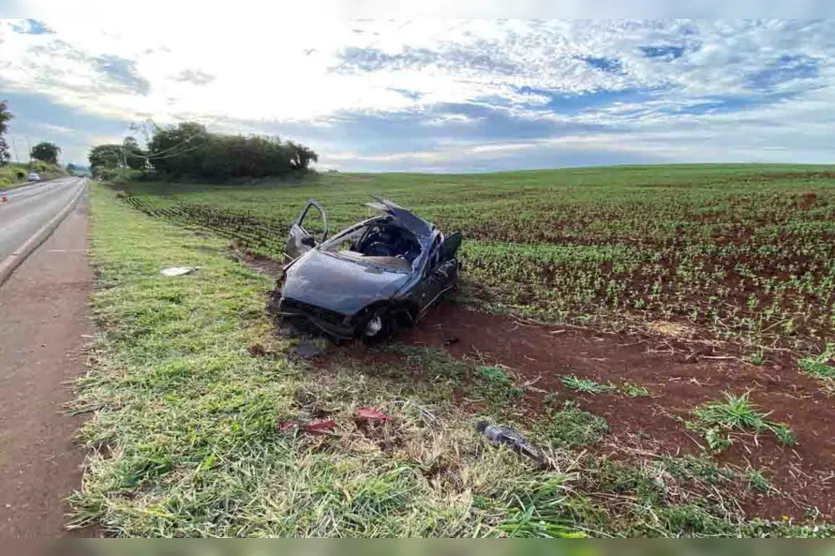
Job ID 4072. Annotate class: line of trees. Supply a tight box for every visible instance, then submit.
[88,121,319,182]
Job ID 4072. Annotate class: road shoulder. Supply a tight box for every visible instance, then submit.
[0,191,93,537]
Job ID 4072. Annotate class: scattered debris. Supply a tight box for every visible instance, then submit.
[293,341,325,360]
[160,266,197,277]
[277,322,302,338]
[248,343,268,357]
[279,419,336,435]
[355,407,390,425]
[419,406,439,426]
[476,421,543,464]
[304,419,336,435]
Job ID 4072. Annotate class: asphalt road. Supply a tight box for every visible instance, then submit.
[0,177,86,262]
[0,191,93,536]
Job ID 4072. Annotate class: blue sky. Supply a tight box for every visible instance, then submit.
[1,12,835,171]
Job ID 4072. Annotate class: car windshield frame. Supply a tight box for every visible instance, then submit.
[317,216,419,274]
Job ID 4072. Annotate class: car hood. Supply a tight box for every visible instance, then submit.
[282,250,411,316]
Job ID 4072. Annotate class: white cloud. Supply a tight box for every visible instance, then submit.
[35,123,74,135]
[423,113,484,126]
[2,15,835,170]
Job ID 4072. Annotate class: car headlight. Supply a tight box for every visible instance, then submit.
[365,316,383,337]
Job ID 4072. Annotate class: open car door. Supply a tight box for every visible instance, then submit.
[284,199,328,261]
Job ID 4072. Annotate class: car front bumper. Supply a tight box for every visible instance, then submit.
[274,297,358,339]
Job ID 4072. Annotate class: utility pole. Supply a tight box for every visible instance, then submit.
[10,136,20,163]
[24,136,31,167]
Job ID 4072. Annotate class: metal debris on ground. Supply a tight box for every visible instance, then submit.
[476,421,544,463]
[278,419,336,435]
[277,322,302,338]
[160,266,197,277]
[355,407,390,424]
[293,341,325,359]
[304,419,336,434]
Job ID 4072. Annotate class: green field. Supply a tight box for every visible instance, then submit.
[75,181,835,537]
[78,165,835,537]
[121,164,835,353]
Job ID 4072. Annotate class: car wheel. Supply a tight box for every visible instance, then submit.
[362,309,393,343]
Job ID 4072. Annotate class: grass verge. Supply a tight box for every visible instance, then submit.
[72,184,834,537]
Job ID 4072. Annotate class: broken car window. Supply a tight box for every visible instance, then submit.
[320,218,422,272]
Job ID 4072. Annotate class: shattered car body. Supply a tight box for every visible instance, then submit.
[270,197,462,339]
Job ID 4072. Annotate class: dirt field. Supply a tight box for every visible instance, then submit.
[328,301,834,521]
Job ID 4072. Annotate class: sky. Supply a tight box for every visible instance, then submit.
[1,7,835,172]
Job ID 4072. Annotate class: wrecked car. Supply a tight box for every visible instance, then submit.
[269,196,462,340]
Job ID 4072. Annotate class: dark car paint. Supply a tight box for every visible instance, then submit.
[281,250,411,316]
[275,198,461,339]
[365,196,432,241]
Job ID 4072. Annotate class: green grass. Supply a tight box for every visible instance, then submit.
[560,375,617,394]
[559,376,649,398]
[621,382,650,398]
[800,345,835,397]
[535,401,609,448]
[687,392,796,452]
[78,179,835,537]
[117,164,835,353]
[800,344,835,379]
[72,184,587,537]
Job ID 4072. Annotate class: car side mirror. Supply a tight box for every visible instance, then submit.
[301,235,316,247]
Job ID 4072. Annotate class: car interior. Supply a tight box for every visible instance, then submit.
[323,218,423,272]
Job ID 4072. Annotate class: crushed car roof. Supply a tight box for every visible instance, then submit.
[365,196,433,241]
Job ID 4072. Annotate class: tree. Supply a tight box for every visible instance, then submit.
[88,144,123,173]
[0,100,12,166]
[31,141,61,165]
[122,136,148,170]
[287,141,318,171]
[90,120,318,182]
[147,122,210,176]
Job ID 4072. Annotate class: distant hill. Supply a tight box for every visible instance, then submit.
[66,163,92,177]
